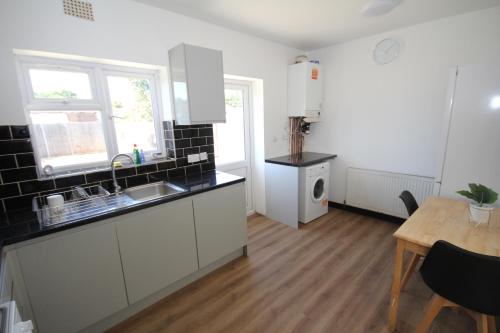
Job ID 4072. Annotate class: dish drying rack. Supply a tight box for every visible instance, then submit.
[33,184,111,227]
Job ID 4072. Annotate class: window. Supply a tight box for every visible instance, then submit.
[213,86,247,165]
[106,75,158,154]
[18,57,164,175]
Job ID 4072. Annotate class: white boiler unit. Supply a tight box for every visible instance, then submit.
[287,62,323,122]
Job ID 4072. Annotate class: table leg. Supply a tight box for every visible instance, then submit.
[388,239,405,331]
[400,253,420,290]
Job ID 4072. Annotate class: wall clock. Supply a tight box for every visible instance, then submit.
[373,38,400,65]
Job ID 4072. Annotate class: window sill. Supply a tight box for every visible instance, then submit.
[39,157,176,180]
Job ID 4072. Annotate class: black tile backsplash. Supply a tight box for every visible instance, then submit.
[166,120,216,164]
[115,167,137,178]
[11,126,30,139]
[137,164,157,174]
[0,184,20,199]
[16,153,35,167]
[199,128,213,137]
[184,147,200,155]
[4,194,35,211]
[101,178,126,193]
[202,162,216,172]
[0,126,11,140]
[20,179,55,195]
[191,137,206,146]
[0,155,17,170]
[0,122,216,212]
[55,174,86,188]
[200,145,215,154]
[148,171,168,183]
[175,138,191,149]
[167,167,185,179]
[157,161,175,170]
[185,164,201,175]
[180,129,193,138]
[126,174,148,187]
[1,167,38,183]
[0,140,33,155]
[176,157,188,167]
[163,121,173,131]
[85,170,112,183]
[174,148,184,158]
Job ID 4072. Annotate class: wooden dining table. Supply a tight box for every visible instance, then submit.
[388,196,500,331]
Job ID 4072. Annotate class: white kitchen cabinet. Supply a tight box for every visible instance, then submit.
[192,183,247,268]
[0,254,13,304]
[16,223,128,333]
[0,251,35,326]
[169,43,226,125]
[115,198,199,304]
[287,62,323,120]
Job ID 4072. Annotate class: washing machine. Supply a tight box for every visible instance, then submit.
[299,162,330,223]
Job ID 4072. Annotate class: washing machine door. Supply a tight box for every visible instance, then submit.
[311,177,326,203]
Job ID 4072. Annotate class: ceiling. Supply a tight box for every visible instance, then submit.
[133,0,500,50]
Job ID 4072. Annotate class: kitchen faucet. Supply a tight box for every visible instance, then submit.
[111,153,134,195]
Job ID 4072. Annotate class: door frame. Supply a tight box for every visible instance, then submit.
[216,78,255,214]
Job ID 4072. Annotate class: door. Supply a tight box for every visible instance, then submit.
[214,80,254,214]
[435,64,500,204]
[311,177,326,203]
[115,198,199,304]
[192,183,247,268]
[16,223,128,333]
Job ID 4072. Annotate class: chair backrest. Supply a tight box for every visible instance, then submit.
[399,190,419,216]
[420,240,500,316]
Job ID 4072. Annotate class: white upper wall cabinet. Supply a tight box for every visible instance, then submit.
[287,62,323,121]
[169,43,226,125]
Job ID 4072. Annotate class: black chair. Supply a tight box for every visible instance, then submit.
[399,190,419,217]
[397,191,422,290]
[417,240,500,332]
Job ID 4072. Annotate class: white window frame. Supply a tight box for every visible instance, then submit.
[16,55,165,175]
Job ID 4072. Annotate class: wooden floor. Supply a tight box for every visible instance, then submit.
[108,209,476,333]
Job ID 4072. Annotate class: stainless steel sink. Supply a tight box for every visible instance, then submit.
[123,182,186,202]
[34,182,186,227]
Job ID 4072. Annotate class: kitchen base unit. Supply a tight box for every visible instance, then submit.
[265,152,337,229]
[0,181,247,333]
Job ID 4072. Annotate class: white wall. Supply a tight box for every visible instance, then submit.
[0,0,300,158]
[0,0,303,215]
[305,7,500,204]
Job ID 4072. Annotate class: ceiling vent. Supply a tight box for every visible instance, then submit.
[63,0,95,21]
[362,0,402,17]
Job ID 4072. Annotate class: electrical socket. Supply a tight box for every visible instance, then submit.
[199,152,208,161]
[187,154,200,163]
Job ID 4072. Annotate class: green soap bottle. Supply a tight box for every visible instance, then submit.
[132,144,141,165]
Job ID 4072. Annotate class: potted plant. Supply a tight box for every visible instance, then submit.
[457,183,498,225]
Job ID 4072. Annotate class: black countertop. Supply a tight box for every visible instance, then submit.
[0,170,244,259]
[265,152,337,167]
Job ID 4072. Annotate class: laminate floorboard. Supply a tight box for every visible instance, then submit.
[107,209,477,333]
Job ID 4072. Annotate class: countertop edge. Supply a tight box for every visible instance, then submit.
[265,154,337,167]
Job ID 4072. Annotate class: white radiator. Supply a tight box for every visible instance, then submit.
[346,167,434,218]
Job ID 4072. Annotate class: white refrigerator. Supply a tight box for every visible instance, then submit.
[434,64,500,207]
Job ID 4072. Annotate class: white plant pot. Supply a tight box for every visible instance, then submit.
[469,203,493,225]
